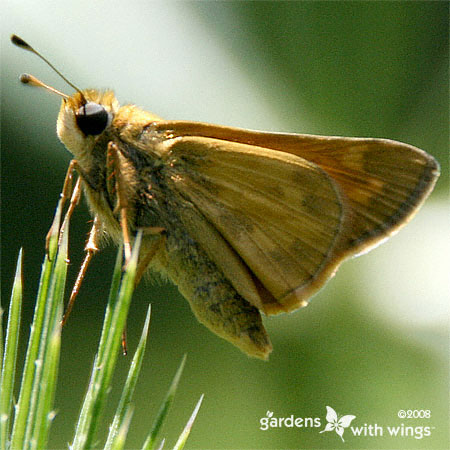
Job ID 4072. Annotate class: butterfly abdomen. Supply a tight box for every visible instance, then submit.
[147,196,272,360]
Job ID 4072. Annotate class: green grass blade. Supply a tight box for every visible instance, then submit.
[0,249,23,449]
[4,202,202,450]
[28,219,68,450]
[155,438,165,450]
[0,306,3,382]
[30,316,62,450]
[10,200,63,450]
[108,407,134,450]
[141,355,187,450]
[105,304,152,450]
[72,246,125,449]
[72,245,124,441]
[97,243,124,361]
[172,394,204,450]
[71,232,142,450]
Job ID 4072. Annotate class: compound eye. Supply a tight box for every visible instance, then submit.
[75,102,109,136]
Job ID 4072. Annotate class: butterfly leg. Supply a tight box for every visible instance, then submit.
[58,177,82,249]
[107,141,132,263]
[135,229,166,286]
[46,159,83,254]
[121,325,128,356]
[119,231,165,356]
[45,159,102,326]
[61,215,101,326]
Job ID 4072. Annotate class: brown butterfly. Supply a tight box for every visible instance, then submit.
[12,35,439,359]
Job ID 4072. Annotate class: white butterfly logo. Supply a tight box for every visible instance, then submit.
[319,406,356,442]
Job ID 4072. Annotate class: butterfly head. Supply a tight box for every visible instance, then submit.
[57,89,119,158]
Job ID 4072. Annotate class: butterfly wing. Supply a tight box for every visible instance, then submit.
[260,132,440,256]
[149,121,439,314]
[160,121,439,253]
[160,135,344,314]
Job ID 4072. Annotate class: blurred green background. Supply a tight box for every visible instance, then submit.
[2,1,448,449]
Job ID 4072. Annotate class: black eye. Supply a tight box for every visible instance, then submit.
[75,102,109,136]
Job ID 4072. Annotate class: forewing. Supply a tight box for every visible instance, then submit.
[158,121,439,256]
[274,134,440,256]
[162,136,343,314]
[153,122,439,309]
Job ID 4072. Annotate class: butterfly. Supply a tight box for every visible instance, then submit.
[12,34,440,359]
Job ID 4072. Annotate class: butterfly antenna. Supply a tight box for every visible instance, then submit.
[11,34,87,103]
